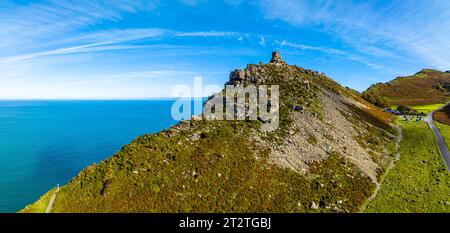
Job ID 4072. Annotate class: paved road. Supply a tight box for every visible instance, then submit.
[45,187,60,213]
[425,108,450,170]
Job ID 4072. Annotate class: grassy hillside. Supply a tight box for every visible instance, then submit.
[364,120,450,213]
[434,104,450,125]
[20,188,57,213]
[22,56,396,213]
[363,69,450,106]
[436,122,450,147]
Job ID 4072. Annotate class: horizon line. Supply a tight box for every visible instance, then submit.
[0,97,208,101]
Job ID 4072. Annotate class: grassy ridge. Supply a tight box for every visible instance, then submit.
[363,69,450,106]
[21,63,393,213]
[364,120,450,212]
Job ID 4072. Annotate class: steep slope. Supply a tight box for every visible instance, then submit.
[362,69,450,106]
[22,52,397,213]
[434,104,450,125]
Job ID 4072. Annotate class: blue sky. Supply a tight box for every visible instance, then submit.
[0,0,449,99]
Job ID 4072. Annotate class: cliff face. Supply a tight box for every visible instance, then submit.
[22,53,397,213]
[362,69,450,107]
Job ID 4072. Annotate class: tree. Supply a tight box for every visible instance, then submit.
[396,105,418,115]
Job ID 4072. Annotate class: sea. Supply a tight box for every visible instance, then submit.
[0,99,203,212]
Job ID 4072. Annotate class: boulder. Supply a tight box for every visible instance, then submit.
[288,104,304,111]
[310,201,319,210]
[191,115,202,121]
[303,79,310,90]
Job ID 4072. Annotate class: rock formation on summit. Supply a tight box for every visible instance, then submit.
[269,51,286,65]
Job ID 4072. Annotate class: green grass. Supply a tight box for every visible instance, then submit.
[19,187,56,213]
[389,103,444,114]
[364,120,450,212]
[26,119,375,213]
[411,104,444,114]
[436,122,450,147]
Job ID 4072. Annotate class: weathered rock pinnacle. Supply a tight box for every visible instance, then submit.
[269,51,286,65]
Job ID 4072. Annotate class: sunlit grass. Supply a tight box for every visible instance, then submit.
[411,104,444,114]
[365,120,450,213]
[389,103,444,114]
[19,187,57,213]
[436,122,450,148]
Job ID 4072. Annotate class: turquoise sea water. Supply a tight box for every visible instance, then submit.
[0,100,201,212]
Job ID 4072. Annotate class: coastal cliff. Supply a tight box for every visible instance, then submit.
[22,53,397,213]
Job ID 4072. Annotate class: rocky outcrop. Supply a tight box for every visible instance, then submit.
[269,51,287,65]
[226,52,327,86]
[226,64,265,85]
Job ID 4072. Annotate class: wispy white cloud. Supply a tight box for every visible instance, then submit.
[277,40,388,72]
[90,70,198,81]
[260,0,450,70]
[0,44,146,65]
[0,28,249,65]
[0,68,227,99]
[174,31,241,37]
[258,36,266,46]
[223,0,243,6]
[179,0,207,6]
[63,28,167,45]
[0,0,159,53]
[6,0,439,98]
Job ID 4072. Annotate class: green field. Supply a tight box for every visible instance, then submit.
[411,104,445,114]
[364,120,450,212]
[390,104,444,114]
[436,122,450,147]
